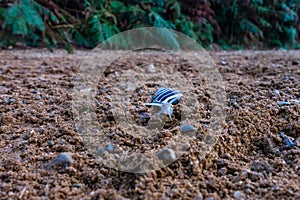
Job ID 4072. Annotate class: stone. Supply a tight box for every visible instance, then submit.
[233,191,246,200]
[157,148,176,164]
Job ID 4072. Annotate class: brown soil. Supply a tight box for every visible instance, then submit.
[0,49,299,199]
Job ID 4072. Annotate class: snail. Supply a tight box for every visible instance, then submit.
[143,88,182,119]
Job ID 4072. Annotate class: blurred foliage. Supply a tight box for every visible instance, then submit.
[211,0,300,48]
[0,0,299,50]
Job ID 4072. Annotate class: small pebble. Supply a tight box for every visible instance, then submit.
[278,101,290,106]
[72,183,83,188]
[280,132,296,148]
[233,191,246,200]
[272,149,281,156]
[23,134,30,140]
[274,90,280,98]
[38,127,44,133]
[138,112,150,120]
[157,148,176,164]
[97,148,105,154]
[106,144,114,152]
[250,161,273,173]
[271,185,280,191]
[48,141,55,147]
[23,99,28,104]
[8,191,14,196]
[248,95,254,100]
[48,153,73,169]
[7,98,14,104]
[40,95,46,99]
[195,193,203,200]
[32,90,38,94]
[181,124,196,133]
[101,86,112,92]
[147,63,156,73]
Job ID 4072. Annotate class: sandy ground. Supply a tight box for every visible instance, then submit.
[0,49,299,199]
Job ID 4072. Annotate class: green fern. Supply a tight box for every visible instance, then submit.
[87,14,120,47]
[259,18,272,28]
[71,29,88,47]
[32,1,58,23]
[239,19,262,36]
[166,0,181,20]
[1,0,300,49]
[283,27,297,42]
[0,0,61,48]
[3,0,45,35]
[149,10,175,29]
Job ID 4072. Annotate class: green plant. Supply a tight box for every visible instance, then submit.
[211,0,299,48]
[0,0,60,48]
[178,0,221,44]
[0,0,300,50]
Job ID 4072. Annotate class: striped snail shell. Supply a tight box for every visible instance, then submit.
[143,88,182,119]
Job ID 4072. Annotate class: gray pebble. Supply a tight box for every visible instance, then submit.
[204,197,215,200]
[233,191,246,200]
[48,153,73,169]
[157,148,176,164]
[271,185,280,191]
[195,193,203,200]
[97,148,105,155]
[274,90,280,98]
[138,112,150,120]
[181,124,196,133]
[147,63,156,73]
[101,86,112,92]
